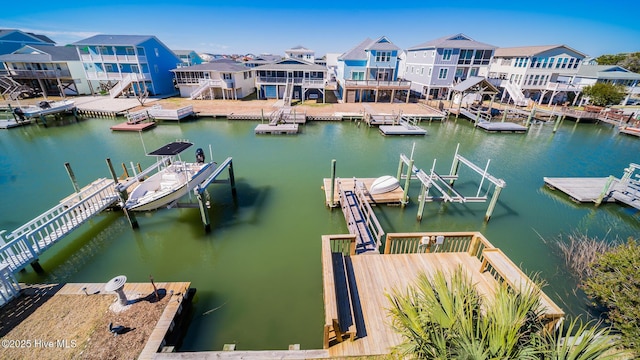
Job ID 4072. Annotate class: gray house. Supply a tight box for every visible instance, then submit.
[401,34,496,100]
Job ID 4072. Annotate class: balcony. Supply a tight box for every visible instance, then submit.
[80,54,147,63]
[85,71,151,81]
[7,69,72,79]
[343,79,411,89]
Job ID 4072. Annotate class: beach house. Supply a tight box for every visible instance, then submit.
[401,34,496,101]
[0,45,91,97]
[487,45,586,105]
[0,29,55,70]
[569,64,640,106]
[336,36,410,103]
[174,50,206,67]
[172,58,255,99]
[254,58,326,104]
[72,34,180,98]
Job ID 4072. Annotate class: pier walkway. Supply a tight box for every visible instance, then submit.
[0,178,119,273]
[337,180,384,254]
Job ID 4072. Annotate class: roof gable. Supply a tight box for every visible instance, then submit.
[0,29,55,44]
[494,45,586,58]
[73,34,156,46]
[407,33,496,51]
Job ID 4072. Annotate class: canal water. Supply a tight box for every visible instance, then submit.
[1,115,638,351]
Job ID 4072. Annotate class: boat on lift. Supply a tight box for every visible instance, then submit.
[124,141,216,211]
[369,175,400,195]
[13,100,75,119]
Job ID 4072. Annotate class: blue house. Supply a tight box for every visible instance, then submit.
[72,34,180,97]
[336,36,410,103]
[174,50,206,67]
[0,29,55,63]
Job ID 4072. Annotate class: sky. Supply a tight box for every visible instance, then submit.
[3,0,639,58]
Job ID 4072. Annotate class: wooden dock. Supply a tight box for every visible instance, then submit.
[543,177,620,203]
[147,105,194,121]
[322,177,404,206]
[110,121,157,131]
[619,126,640,137]
[321,232,564,357]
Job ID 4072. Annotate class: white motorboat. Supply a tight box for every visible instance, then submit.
[14,100,75,119]
[124,141,216,211]
[369,175,400,195]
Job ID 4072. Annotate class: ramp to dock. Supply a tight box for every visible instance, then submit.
[337,180,384,254]
[0,178,119,273]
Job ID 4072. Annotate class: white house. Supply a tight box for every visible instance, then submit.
[172,58,255,99]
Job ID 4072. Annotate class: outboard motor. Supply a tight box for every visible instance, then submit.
[13,107,25,121]
[195,148,205,164]
[38,101,51,109]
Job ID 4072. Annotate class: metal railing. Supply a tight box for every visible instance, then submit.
[343,79,411,88]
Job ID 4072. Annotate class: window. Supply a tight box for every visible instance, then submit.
[375,51,391,62]
[424,51,427,57]
[438,68,448,79]
[428,68,432,76]
[223,73,232,80]
[420,67,424,75]
[442,49,452,61]
[154,64,159,73]
[459,49,473,65]
[351,71,364,80]
[154,48,159,57]
[411,66,414,73]
[455,68,464,78]
[414,52,417,58]
[126,47,135,55]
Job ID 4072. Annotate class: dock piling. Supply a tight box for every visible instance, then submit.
[484,185,503,222]
[552,114,562,133]
[64,162,81,194]
[330,159,337,208]
[401,157,413,206]
[107,158,138,229]
[449,143,461,186]
[595,175,615,207]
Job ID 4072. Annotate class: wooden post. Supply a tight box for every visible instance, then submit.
[64,162,81,194]
[484,185,503,222]
[401,158,413,206]
[449,144,460,186]
[107,158,138,229]
[197,190,211,233]
[330,159,337,208]
[396,156,404,183]
[552,114,562,133]
[595,175,615,207]
[501,106,507,122]
[228,160,237,199]
[30,260,44,274]
[39,114,47,127]
[417,183,427,221]
[121,163,130,178]
[150,275,159,301]
[525,107,535,127]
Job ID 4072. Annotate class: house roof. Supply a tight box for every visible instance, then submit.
[494,45,587,58]
[452,76,499,93]
[339,36,400,61]
[253,58,326,71]
[0,29,55,44]
[73,34,158,46]
[172,59,248,72]
[575,64,640,80]
[287,45,313,53]
[173,50,197,56]
[0,45,79,62]
[407,33,496,51]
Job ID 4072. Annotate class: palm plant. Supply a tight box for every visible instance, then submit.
[387,266,624,359]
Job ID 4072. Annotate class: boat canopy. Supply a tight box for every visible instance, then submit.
[148,141,193,156]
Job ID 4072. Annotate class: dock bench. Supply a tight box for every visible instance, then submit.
[322,238,357,348]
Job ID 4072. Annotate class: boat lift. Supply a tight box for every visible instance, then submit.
[397,144,506,221]
[107,152,236,233]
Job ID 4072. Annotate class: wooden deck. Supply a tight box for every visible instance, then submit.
[322,177,404,206]
[476,121,528,133]
[254,123,299,134]
[110,120,157,131]
[322,232,564,357]
[379,123,427,136]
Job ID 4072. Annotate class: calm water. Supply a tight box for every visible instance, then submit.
[1,115,638,351]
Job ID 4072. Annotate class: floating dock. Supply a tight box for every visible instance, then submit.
[379,120,427,136]
[544,163,640,210]
[254,123,299,134]
[147,105,194,121]
[110,121,156,131]
[619,126,640,137]
[476,121,528,133]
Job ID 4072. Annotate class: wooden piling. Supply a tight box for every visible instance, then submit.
[449,144,461,186]
[30,260,44,274]
[107,158,138,229]
[330,159,336,208]
[401,158,413,206]
[595,175,615,207]
[64,162,81,194]
[552,114,562,133]
[484,185,503,222]
[228,160,237,199]
[197,191,211,233]
[417,183,427,221]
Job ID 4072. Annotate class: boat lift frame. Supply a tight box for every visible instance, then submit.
[107,155,236,233]
[397,144,506,221]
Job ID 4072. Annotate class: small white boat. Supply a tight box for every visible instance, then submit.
[14,100,75,119]
[369,175,400,195]
[124,141,216,211]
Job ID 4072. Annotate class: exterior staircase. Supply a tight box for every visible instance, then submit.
[282,78,294,106]
[0,76,31,100]
[503,80,528,106]
[190,79,221,100]
[109,73,144,98]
